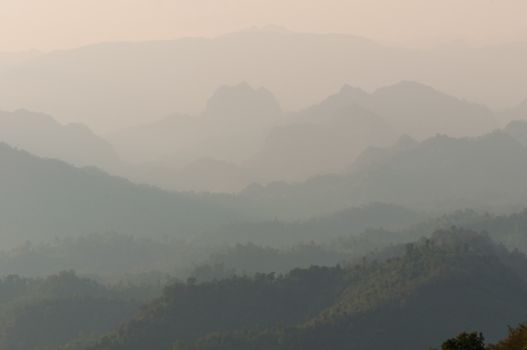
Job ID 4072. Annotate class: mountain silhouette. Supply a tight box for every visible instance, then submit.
[240,130,527,218]
[0,143,242,247]
[0,29,525,131]
[0,109,120,169]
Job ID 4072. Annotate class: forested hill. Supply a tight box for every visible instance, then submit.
[239,131,527,218]
[0,271,142,350]
[80,228,527,350]
[0,143,243,246]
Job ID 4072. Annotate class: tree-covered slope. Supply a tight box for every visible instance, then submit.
[241,131,527,217]
[0,272,142,350]
[0,143,243,246]
[82,229,527,350]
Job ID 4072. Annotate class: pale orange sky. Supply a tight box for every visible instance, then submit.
[1,0,526,51]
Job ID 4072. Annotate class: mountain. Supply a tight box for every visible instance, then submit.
[1,28,526,131]
[242,81,494,183]
[348,131,527,210]
[108,80,498,190]
[243,92,396,182]
[77,229,527,350]
[0,202,425,280]
[108,83,282,165]
[209,202,424,247]
[0,109,120,169]
[126,158,249,193]
[0,51,40,73]
[240,130,527,218]
[0,108,251,193]
[0,143,243,247]
[204,82,281,120]
[106,83,283,192]
[504,119,527,147]
[350,81,497,139]
[0,82,499,193]
[501,98,527,124]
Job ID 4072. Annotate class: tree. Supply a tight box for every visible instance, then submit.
[442,332,486,350]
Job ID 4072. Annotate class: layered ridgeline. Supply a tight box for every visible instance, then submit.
[4,201,527,281]
[107,81,497,190]
[0,81,501,193]
[0,202,425,279]
[501,98,527,125]
[67,229,527,350]
[108,82,282,165]
[504,120,527,147]
[0,143,244,247]
[4,204,527,283]
[241,128,527,218]
[0,109,120,169]
[0,27,525,132]
[107,83,282,192]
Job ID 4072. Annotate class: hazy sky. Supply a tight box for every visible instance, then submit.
[1,0,527,51]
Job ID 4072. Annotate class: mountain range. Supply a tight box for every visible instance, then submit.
[108,80,501,189]
[0,109,119,169]
[241,127,527,218]
[0,28,526,132]
[0,143,242,247]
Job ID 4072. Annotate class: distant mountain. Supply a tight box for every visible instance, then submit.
[80,229,527,350]
[0,143,243,247]
[125,158,249,193]
[0,82,500,193]
[348,132,527,209]
[106,83,283,192]
[504,119,527,147]
[108,80,500,190]
[205,82,281,120]
[209,202,424,247]
[0,50,40,73]
[1,28,526,131]
[0,109,120,169]
[108,83,282,165]
[242,81,494,183]
[501,98,527,124]
[243,91,396,182]
[336,81,496,139]
[240,130,527,218]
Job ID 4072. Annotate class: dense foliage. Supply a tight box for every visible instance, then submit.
[78,229,527,350]
[0,271,146,350]
[489,325,527,350]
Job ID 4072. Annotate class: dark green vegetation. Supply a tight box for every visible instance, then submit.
[0,233,210,280]
[2,143,527,349]
[437,324,527,350]
[1,89,527,350]
[0,271,146,350]
[4,206,527,284]
[439,332,486,350]
[65,229,527,350]
[0,202,425,279]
